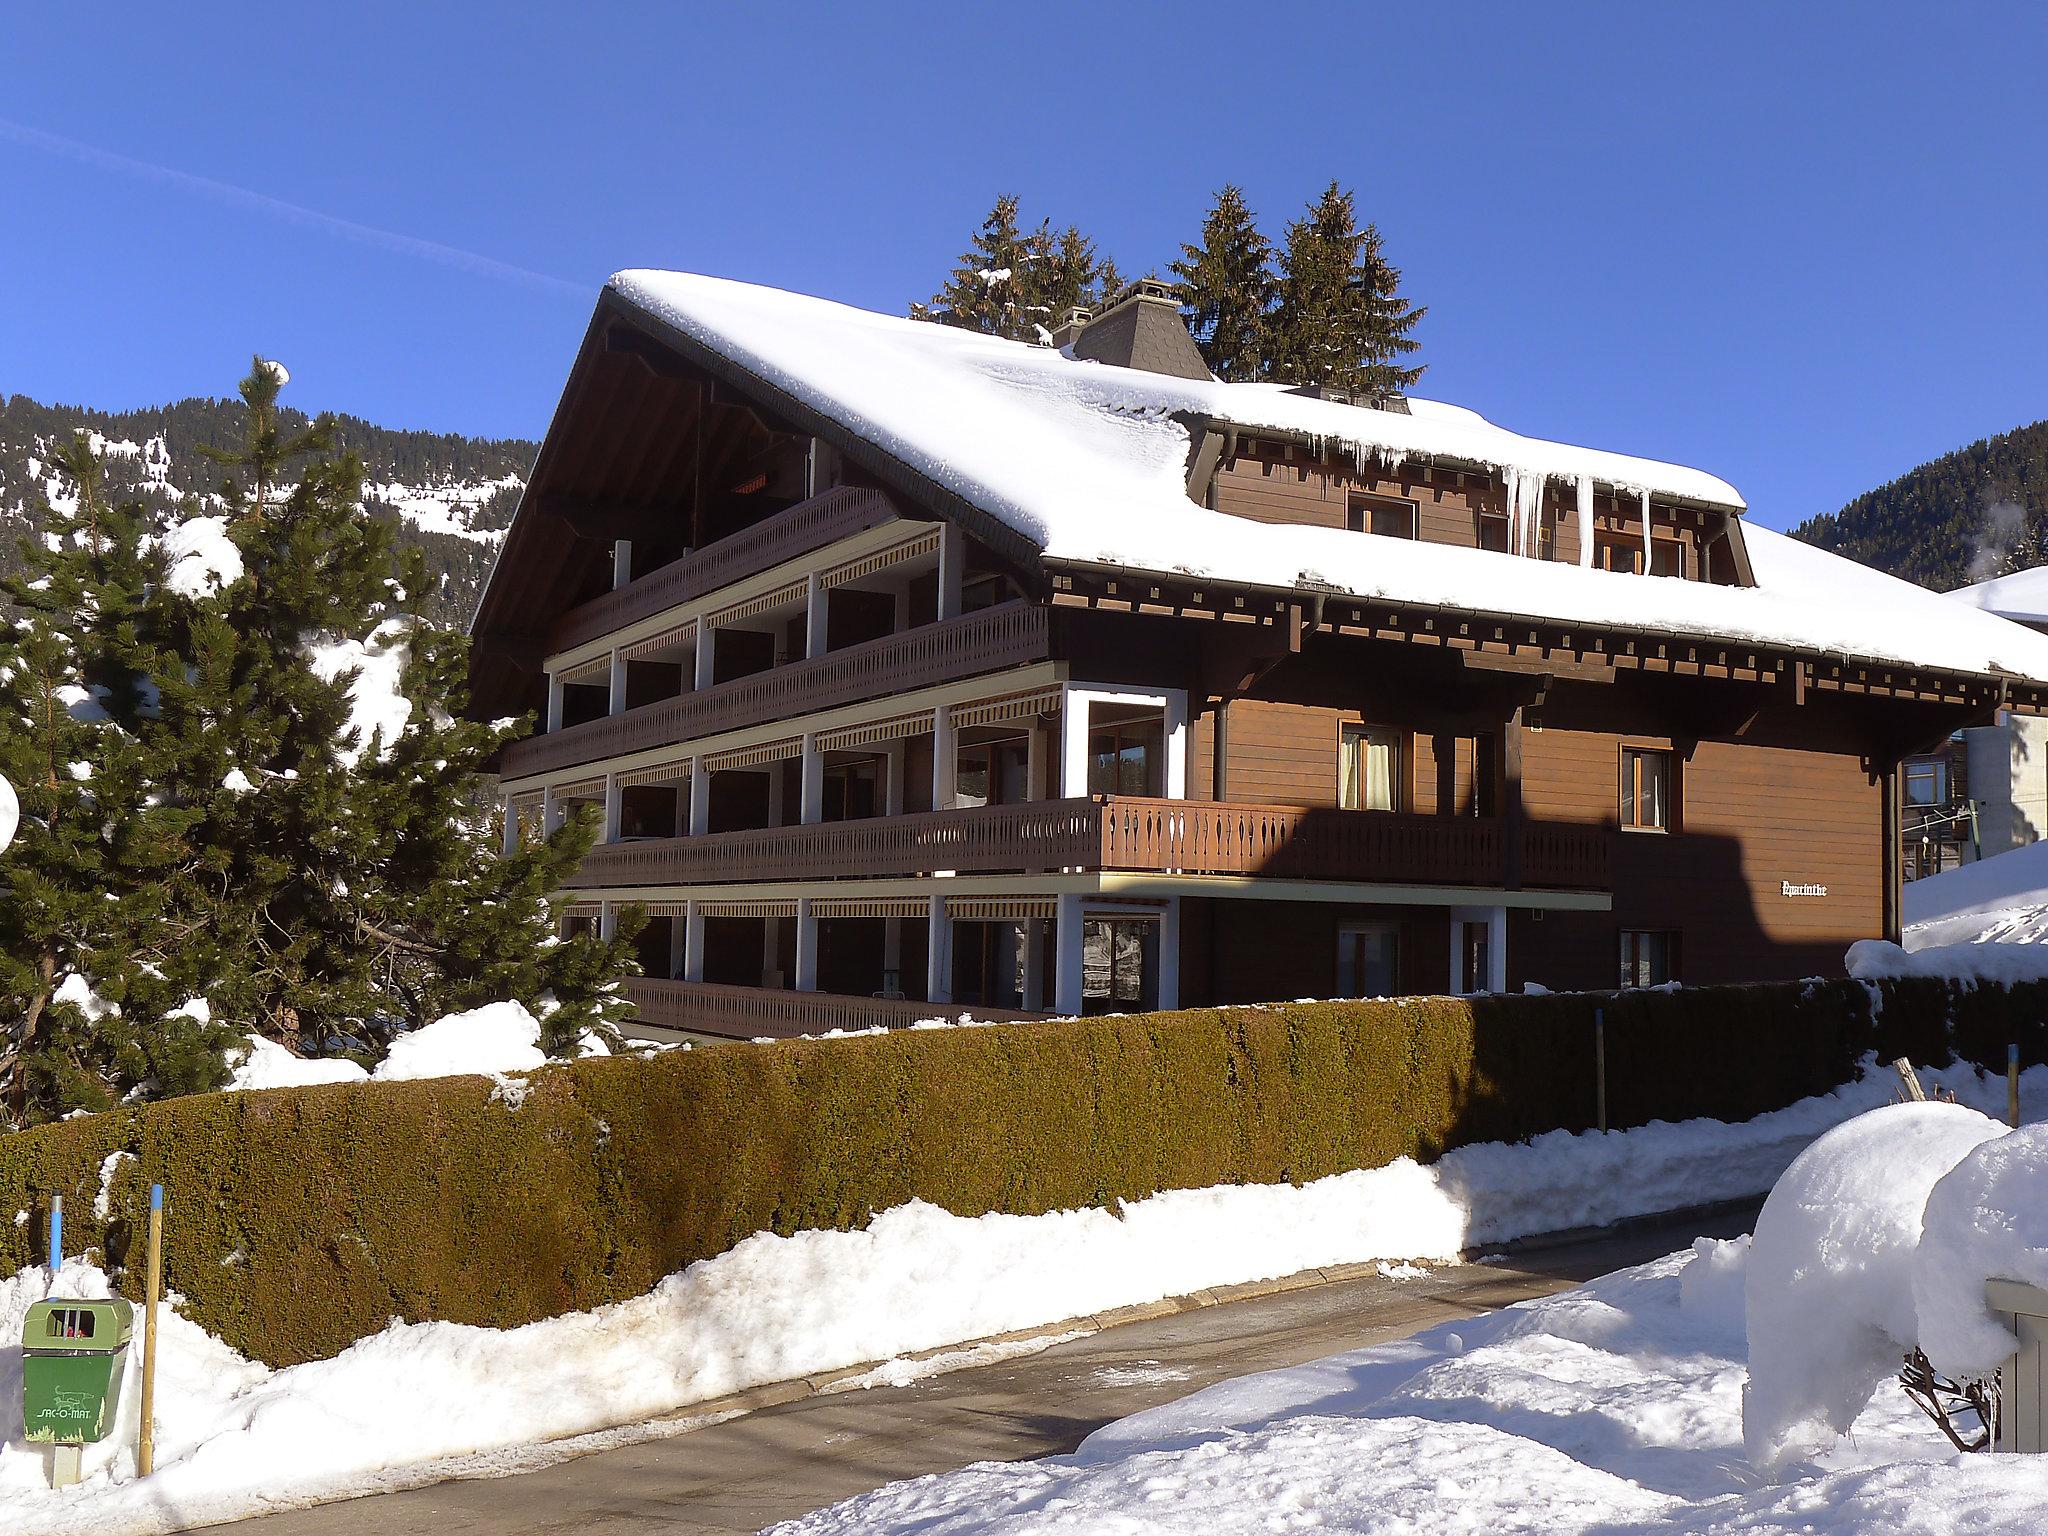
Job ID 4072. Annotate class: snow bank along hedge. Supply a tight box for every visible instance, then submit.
[0,976,2040,1367]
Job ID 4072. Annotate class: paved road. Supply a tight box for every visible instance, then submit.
[220,1207,1755,1536]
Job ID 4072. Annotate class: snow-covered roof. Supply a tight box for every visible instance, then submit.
[1951,565,2048,626]
[607,270,2048,687]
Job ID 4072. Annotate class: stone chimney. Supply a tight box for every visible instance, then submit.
[1055,279,1212,382]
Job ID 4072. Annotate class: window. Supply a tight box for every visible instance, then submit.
[1619,747,1674,831]
[1650,538,1685,578]
[1340,724,1405,811]
[1594,533,1642,574]
[1477,512,1510,553]
[1082,918,1157,1014]
[1347,493,1418,540]
[1336,923,1401,997]
[1087,719,1164,796]
[1620,930,1679,988]
[1904,758,1950,807]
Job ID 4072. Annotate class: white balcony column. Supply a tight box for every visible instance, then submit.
[884,740,908,817]
[541,784,563,835]
[1163,690,1190,800]
[805,572,829,659]
[1021,917,1046,1011]
[1061,688,1094,798]
[1026,720,1049,801]
[932,706,957,810]
[806,436,838,498]
[607,650,628,717]
[598,901,618,941]
[925,894,951,1005]
[612,538,634,590]
[545,673,565,733]
[794,898,819,992]
[683,901,705,983]
[1156,898,1182,1011]
[937,522,965,621]
[500,798,519,857]
[694,625,717,690]
[688,758,710,835]
[1053,893,1085,1016]
[1485,905,1508,992]
[601,773,622,843]
[799,732,825,825]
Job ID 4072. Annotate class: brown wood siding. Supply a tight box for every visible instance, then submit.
[1213,456,1501,547]
[1517,727,1882,987]
[1219,699,1344,807]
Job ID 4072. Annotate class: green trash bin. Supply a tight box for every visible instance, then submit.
[22,1298,135,1447]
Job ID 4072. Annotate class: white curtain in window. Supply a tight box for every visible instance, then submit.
[1364,732,1397,812]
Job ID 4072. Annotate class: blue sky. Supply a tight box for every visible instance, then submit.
[3,2,2044,532]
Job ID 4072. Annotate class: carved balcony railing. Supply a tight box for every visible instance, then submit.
[549,485,902,654]
[621,978,1039,1041]
[502,601,1051,780]
[566,797,1613,891]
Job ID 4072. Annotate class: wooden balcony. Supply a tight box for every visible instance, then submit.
[622,978,1038,1041]
[501,601,1051,781]
[567,797,1613,891]
[549,485,902,653]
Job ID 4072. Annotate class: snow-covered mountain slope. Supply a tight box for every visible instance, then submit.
[0,393,535,625]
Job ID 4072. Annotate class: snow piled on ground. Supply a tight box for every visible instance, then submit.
[1740,1101,2005,1469]
[1900,839,2048,950]
[3,1057,2041,1534]
[782,1241,2048,1536]
[363,475,519,544]
[784,1096,2048,1536]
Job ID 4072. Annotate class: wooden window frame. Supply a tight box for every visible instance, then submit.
[1477,510,1511,553]
[1346,492,1419,540]
[1338,722,1408,812]
[1619,745,1677,833]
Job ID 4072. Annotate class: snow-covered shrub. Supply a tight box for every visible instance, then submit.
[1914,1123,2048,1377]
[1742,1100,2005,1472]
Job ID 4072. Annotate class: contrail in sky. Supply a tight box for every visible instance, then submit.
[0,117,587,299]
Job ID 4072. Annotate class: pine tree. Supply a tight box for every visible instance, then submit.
[917,199,1112,344]
[1171,185,1274,381]
[0,362,639,1125]
[917,195,1037,339]
[0,436,230,1121]
[1268,183,1426,399]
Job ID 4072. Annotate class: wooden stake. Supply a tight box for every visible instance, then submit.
[1893,1057,1927,1102]
[138,1183,162,1478]
[2011,1044,2023,1131]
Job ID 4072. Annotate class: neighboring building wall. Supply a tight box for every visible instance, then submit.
[1966,714,2048,859]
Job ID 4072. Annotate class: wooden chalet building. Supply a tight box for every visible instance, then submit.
[467,273,2048,1041]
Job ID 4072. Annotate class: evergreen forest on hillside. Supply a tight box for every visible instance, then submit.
[1791,418,2048,591]
[0,392,535,626]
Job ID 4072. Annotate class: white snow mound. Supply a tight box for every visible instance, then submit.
[372,1001,545,1081]
[307,619,413,767]
[226,1036,370,1091]
[1913,1122,2048,1376]
[1846,936,2048,985]
[1741,1100,2004,1472]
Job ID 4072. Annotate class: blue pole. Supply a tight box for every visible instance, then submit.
[151,1183,163,1213]
[48,1194,61,1272]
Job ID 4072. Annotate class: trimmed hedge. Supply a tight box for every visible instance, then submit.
[0,976,2038,1366]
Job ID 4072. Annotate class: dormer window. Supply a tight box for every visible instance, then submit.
[1348,493,1417,539]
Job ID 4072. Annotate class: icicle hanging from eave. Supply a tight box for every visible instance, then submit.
[1516,471,1545,559]
[1640,489,1653,573]
[1576,476,1594,569]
